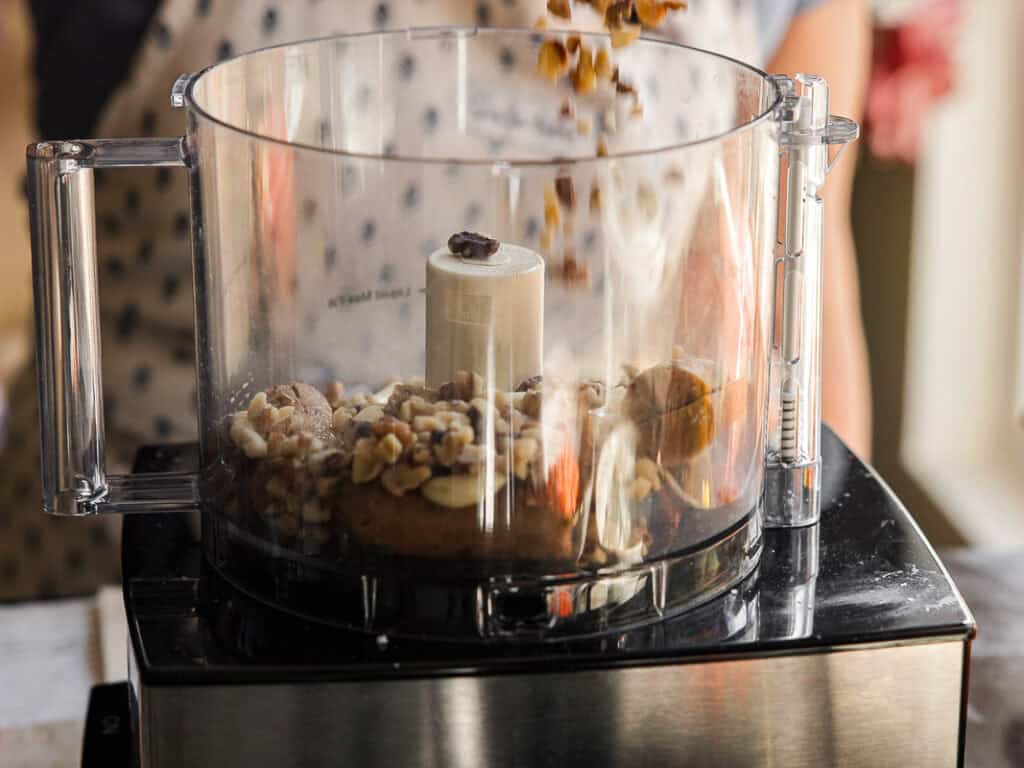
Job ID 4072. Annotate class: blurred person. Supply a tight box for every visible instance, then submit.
[0,0,869,600]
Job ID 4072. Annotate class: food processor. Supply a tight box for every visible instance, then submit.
[27,28,973,767]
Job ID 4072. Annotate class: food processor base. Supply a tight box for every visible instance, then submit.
[91,427,972,768]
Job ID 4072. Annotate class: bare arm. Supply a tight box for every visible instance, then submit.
[768,0,874,459]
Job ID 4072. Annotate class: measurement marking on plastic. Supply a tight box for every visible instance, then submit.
[327,285,412,310]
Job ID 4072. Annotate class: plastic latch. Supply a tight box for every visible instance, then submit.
[170,74,193,109]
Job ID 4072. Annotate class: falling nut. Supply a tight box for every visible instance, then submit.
[547,0,572,19]
[572,46,597,94]
[537,39,570,82]
[421,473,507,509]
[610,23,640,48]
[555,174,576,211]
[595,48,614,80]
[636,0,687,27]
[544,185,561,230]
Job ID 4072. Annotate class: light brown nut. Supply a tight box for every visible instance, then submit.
[537,39,570,83]
[566,34,581,54]
[408,395,438,416]
[596,136,609,157]
[297,432,323,455]
[555,175,577,211]
[435,410,470,428]
[435,425,474,466]
[634,457,663,490]
[230,414,269,459]
[438,370,483,402]
[594,48,614,80]
[354,404,386,423]
[325,381,345,409]
[533,14,549,29]
[413,415,444,433]
[267,431,286,458]
[636,0,687,27]
[410,444,433,465]
[353,453,384,484]
[512,437,539,479]
[520,391,543,419]
[279,435,302,458]
[269,382,333,438]
[332,408,352,432]
[457,443,487,466]
[247,391,269,422]
[375,433,404,464]
[589,182,601,213]
[629,476,654,502]
[301,500,331,524]
[572,46,597,94]
[610,23,640,48]
[626,363,714,465]
[544,185,561,230]
[372,416,415,447]
[421,473,507,508]
[548,0,572,19]
[252,405,276,435]
[381,463,433,497]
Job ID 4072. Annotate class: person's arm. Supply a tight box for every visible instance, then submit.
[768,0,874,459]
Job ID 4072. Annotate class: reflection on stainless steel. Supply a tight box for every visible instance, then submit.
[140,640,964,767]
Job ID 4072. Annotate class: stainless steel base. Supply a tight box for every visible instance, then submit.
[131,637,967,767]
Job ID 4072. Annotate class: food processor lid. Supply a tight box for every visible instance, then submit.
[179,27,784,165]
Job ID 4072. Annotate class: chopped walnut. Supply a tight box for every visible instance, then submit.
[537,39,570,82]
[555,174,576,211]
[595,48,614,81]
[572,45,596,94]
[548,0,572,20]
[610,24,641,48]
[544,185,561,230]
[381,463,432,497]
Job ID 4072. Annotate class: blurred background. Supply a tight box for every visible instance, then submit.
[1,0,1012,553]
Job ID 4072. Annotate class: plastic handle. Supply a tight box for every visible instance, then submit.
[764,74,859,528]
[27,137,198,515]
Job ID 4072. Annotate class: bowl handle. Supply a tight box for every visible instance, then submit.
[27,136,198,515]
